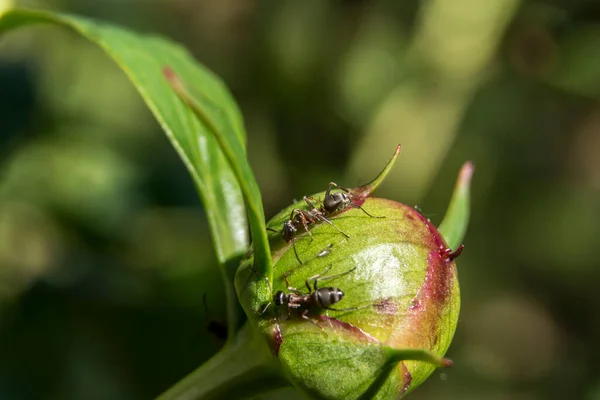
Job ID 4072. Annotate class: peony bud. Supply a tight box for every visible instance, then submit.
[235,149,466,399]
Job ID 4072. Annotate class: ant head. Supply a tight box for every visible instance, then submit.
[282,221,296,242]
[324,192,350,212]
[274,290,287,306]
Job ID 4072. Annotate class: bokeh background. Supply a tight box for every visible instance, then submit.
[1,0,600,399]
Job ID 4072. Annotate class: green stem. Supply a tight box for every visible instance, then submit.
[157,323,288,400]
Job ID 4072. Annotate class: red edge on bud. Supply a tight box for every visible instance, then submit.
[404,209,458,349]
[411,250,454,315]
[270,316,379,358]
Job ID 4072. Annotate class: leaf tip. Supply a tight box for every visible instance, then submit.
[438,161,474,250]
[441,358,454,368]
[458,161,474,190]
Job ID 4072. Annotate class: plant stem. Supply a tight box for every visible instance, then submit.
[156,322,288,400]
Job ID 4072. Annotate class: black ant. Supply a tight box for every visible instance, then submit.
[268,197,349,264]
[201,293,227,341]
[261,265,359,322]
[318,182,381,217]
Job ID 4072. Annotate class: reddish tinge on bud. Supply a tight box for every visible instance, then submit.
[236,146,469,399]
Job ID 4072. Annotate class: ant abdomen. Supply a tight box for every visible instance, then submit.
[312,287,344,308]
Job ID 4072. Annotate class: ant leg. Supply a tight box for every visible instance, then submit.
[301,310,327,336]
[303,196,320,210]
[304,265,334,292]
[260,276,275,315]
[291,237,303,265]
[283,271,303,295]
[266,227,280,233]
[347,203,384,218]
[288,208,297,221]
[304,195,323,211]
[292,209,315,241]
[313,266,357,291]
[326,182,351,196]
[261,301,274,315]
[315,214,350,239]
[265,276,275,297]
[323,303,372,312]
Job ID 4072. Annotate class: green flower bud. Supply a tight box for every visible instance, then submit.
[235,149,464,399]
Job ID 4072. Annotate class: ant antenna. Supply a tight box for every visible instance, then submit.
[260,276,275,315]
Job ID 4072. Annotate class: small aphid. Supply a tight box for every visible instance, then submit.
[261,265,358,320]
[316,243,333,258]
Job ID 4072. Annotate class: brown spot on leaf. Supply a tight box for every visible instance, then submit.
[375,298,398,315]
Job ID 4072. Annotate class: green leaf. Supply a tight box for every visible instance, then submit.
[0,8,249,336]
[164,70,273,281]
[438,162,474,250]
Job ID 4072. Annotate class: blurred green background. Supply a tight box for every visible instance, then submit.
[1,0,600,399]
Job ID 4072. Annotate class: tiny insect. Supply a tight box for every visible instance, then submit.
[261,265,359,321]
[316,243,333,258]
[201,293,227,341]
[268,198,349,264]
[317,182,381,217]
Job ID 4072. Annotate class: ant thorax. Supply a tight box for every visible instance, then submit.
[274,290,306,309]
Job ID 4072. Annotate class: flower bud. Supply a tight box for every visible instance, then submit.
[236,152,464,399]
